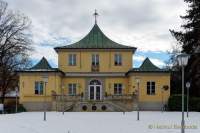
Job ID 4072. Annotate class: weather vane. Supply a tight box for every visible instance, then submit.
[93,9,99,24]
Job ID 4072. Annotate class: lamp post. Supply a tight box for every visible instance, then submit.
[15,87,18,113]
[161,85,169,112]
[161,87,164,112]
[135,77,140,121]
[177,53,190,133]
[62,85,65,115]
[42,74,48,121]
[186,82,190,118]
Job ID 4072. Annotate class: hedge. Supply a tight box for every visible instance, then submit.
[3,104,26,114]
[168,95,200,111]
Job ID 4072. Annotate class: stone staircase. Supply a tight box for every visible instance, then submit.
[52,95,138,112]
[53,100,137,112]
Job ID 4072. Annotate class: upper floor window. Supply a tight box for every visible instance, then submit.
[68,54,76,66]
[68,83,76,96]
[114,54,122,66]
[114,83,123,95]
[147,81,155,95]
[92,54,99,66]
[35,81,43,95]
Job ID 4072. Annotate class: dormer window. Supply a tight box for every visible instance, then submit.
[114,54,122,66]
[68,54,76,66]
[92,54,99,66]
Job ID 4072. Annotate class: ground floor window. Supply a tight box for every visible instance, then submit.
[147,81,155,95]
[35,81,44,95]
[68,83,76,95]
[114,83,123,95]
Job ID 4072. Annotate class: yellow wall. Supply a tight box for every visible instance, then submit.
[58,51,133,72]
[128,73,170,102]
[19,72,62,103]
[105,77,129,95]
[19,73,170,103]
[62,78,85,95]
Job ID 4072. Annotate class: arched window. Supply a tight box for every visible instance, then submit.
[89,80,101,85]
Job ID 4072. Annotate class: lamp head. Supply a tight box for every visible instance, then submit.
[186,82,190,88]
[177,53,190,66]
[135,77,140,83]
[15,87,18,92]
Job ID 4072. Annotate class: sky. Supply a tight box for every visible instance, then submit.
[6,0,187,68]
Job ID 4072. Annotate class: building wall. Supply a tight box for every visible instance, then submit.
[128,73,170,110]
[62,78,85,95]
[58,51,133,73]
[19,72,170,111]
[61,75,170,101]
[19,72,62,104]
[105,77,129,95]
[62,77,129,100]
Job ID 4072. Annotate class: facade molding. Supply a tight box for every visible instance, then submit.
[65,72,126,77]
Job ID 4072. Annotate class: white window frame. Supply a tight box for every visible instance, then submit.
[68,83,76,96]
[92,54,99,66]
[35,81,44,95]
[68,54,76,66]
[147,81,155,95]
[114,54,122,66]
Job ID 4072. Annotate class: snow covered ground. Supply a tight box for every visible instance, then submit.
[0,112,199,133]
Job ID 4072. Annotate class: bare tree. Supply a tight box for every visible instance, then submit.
[0,0,32,103]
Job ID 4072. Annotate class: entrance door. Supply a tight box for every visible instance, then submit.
[89,80,102,100]
[90,86,95,100]
[96,86,101,100]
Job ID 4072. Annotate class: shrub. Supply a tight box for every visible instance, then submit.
[17,104,26,112]
[197,103,200,112]
[4,104,26,114]
[168,95,200,111]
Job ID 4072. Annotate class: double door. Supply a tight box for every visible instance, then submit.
[89,85,101,100]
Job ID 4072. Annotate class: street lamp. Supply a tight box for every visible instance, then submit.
[177,53,190,133]
[186,82,190,118]
[62,85,65,115]
[42,74,48,121]
[135,77,140,121]
[15,87,18,113]
[161,87,164,112]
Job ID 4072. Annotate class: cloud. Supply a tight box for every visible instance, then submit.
[133,55,145,62]
[6,0,187,66]
[133,55,166,68]
[149,58,165,67]
[30,45,58,67]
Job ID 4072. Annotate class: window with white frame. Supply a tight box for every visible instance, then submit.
[35,81,44,95]
[114,54,122,66]
[147,81,155,95]
[68,54,76,66]
[114,83,123,95]
[68,83,76,95]
[92,54,99,66]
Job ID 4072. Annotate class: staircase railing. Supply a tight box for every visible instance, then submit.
[54,94,135,102]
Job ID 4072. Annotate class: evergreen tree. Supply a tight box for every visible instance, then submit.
[170,0,200,96]
[170,0,200,53]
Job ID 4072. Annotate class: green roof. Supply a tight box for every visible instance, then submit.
[139,58,161,71]
[31,57,53,70]
[17,57,64,74]
[55,24,136,51]
[127,58,169,73]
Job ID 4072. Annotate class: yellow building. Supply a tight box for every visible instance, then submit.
[18,21,170,111]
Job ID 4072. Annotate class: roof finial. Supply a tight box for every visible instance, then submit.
[93,9,99,24]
